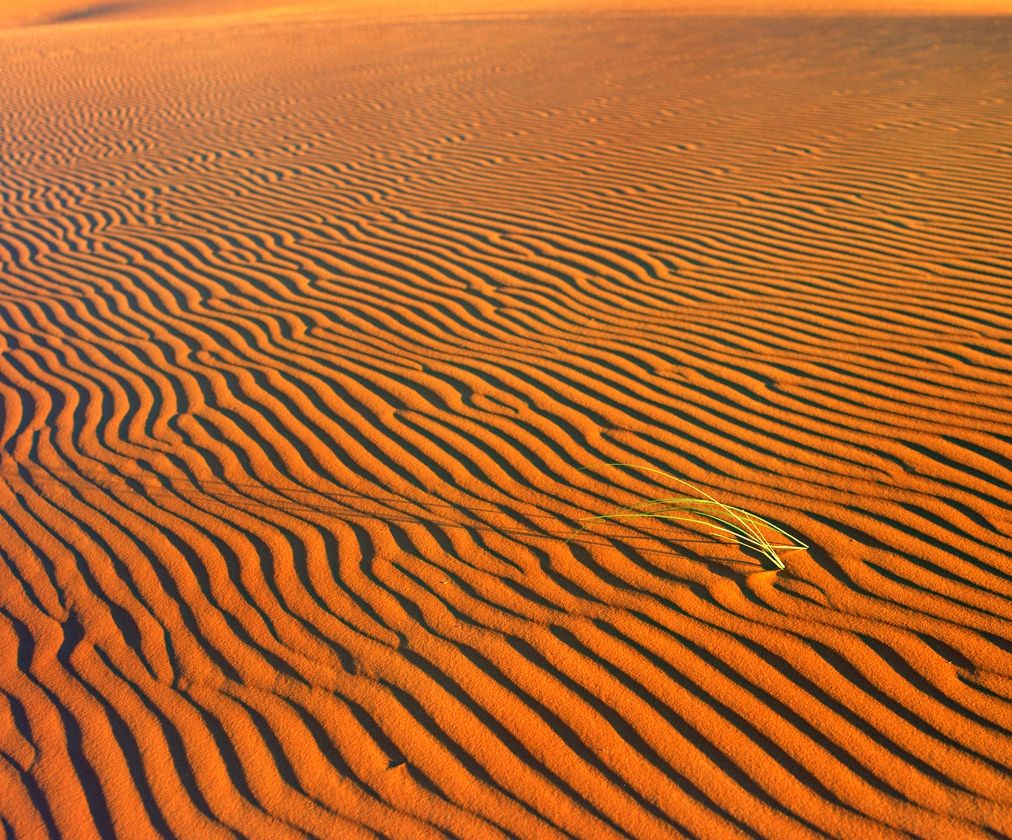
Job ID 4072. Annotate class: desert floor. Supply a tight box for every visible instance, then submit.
[1,6,1011,839]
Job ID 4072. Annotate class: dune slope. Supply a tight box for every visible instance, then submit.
[1,12,1011,839]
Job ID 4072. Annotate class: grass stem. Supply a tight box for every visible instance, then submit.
[576,463,807,571]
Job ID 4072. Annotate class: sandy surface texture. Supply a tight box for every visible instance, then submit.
[2,9,1012,839]
[1,0,1009,28]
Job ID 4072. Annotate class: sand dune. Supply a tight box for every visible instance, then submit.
[2,0,1011,29]
[1,8,1011,839]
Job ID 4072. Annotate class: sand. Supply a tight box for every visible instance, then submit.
[1,5,1011,839]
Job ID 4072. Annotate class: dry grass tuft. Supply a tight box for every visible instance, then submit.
[577,463,807,570]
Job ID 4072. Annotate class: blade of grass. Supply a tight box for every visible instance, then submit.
[604,463,772,552]
[575,463,808,570]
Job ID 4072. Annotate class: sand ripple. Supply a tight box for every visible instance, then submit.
[1,13,1011,839]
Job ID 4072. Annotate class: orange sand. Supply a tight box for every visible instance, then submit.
[1,0,1011,28]
[1,4,1011,839]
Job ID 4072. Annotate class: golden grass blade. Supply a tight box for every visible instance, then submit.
[576,464,808,570]
[583,511,776,552]
[604,463,772,552]
[583,511,756,544]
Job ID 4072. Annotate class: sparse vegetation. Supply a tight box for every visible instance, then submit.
[577,463,807,570]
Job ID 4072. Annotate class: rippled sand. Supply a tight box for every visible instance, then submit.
[1,8,1011,838]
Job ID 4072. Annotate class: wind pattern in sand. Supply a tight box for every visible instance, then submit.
[1,12,1011,839]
